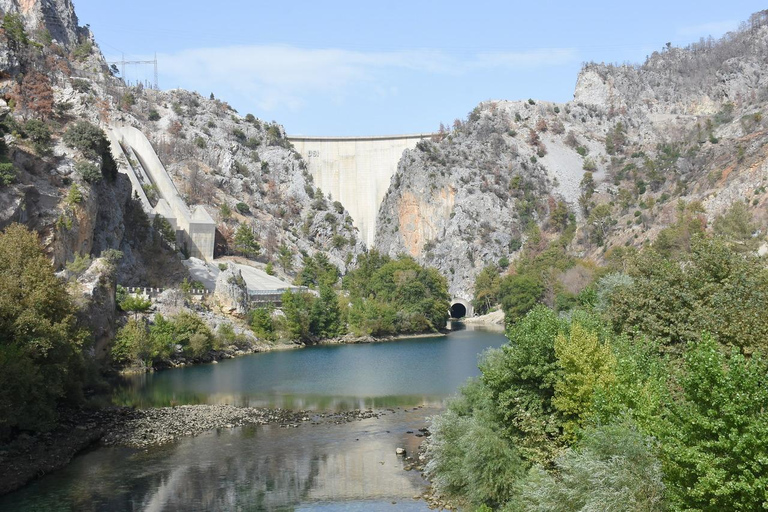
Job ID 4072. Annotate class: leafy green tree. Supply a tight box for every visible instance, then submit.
[2,13,28,52]
[63,121,117,181]
[0,224,87,437]
[553,323,616,440]
[152,214,176,244]
[499,273,544,324]
[0,162,15,187]
[297,252,338,288]
[426,378,526,509]
[661,335,768,510]
[482,306,566,464]
[233,223,260,257]
[249,307,276,341]
[473,265,501,315]
[347,297,397,336]
[611,236,768,352]
[111,318,155,367]
[344,254,449,335]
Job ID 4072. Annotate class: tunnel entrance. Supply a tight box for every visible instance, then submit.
[450,302,467,319]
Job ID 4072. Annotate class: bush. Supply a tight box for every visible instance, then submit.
[63,121,117,181]
[236,202,250,214]
[0,162,16,186]
[75,160,101,183]
[148,109,160,121]
[24,119,51,154]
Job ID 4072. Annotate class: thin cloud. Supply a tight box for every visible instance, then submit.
[677,20,738,38]
[146,44,578,112]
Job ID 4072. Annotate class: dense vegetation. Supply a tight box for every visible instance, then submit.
[249,251,450,343]
[428,220,768,510]
[0,225,89,440]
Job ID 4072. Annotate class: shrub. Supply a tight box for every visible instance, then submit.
[75,160,101,183]
[236,202,250,214]
[0,162,16,186]
[147,109,160,121]
[24,119,51,154]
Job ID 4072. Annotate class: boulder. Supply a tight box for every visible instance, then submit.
[214,263,249,317]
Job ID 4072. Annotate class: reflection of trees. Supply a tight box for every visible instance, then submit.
[6,419,426,511]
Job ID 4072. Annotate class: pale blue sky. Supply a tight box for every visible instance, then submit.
[73,1,765,136]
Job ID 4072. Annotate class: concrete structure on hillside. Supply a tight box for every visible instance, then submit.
[288,134,433,247]
[450,298,474,319]
[107,125,216,261]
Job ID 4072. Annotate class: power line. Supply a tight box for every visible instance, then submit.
[107,53,159,89]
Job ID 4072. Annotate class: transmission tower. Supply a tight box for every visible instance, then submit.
[108,53,158,89]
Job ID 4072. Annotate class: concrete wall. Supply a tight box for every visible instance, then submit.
[109,125,216,261]
[288,134,432,248]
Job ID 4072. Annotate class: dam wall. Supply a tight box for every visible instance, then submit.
[288,134,432,248]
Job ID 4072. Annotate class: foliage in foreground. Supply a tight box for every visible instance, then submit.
[0,224,88,439]
[426,302,768,510]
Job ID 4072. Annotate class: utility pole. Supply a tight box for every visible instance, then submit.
[108,54,159,89]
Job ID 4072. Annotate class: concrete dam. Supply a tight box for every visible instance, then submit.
[288,134,432,248]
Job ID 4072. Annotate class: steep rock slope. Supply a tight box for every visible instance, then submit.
[376,10,768,299]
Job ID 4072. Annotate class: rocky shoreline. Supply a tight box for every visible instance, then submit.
[0,404,387,496]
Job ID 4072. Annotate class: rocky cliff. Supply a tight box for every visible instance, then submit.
[375,10,768,299]
[0,0,364,354]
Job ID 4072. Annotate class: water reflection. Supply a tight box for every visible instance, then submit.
[1,409,436,511]
[1,329,509,511]
[113,329,508,411]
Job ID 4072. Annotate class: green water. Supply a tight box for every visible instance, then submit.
[1,326,507,511]
[113,326,507,411]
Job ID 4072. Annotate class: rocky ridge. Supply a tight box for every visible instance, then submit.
[376,10,768,299]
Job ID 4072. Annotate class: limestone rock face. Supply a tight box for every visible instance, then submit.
[75,257,117,361]
[0,0,83,48]
[214,264,249,317]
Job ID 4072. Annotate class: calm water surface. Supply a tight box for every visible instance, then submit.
[1,325,507,511]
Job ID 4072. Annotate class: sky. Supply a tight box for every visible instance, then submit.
[71,1,766,136]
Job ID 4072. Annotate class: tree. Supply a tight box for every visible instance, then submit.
[587,203,613,246]
[713,201,758,252]
[277,243,294,272]
[552,323,616,439]
[513,421,665,512]
[119,294,152,319]
[0,224,87,437]
[473,265,501,315]
[233,223,260,257]
[63,121,118,181]
[482,306,566,465]
[310,286,344,338]
[661,335,768,510]
[499,273,544,324]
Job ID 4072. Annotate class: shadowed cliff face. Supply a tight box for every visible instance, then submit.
[0,0,83,48]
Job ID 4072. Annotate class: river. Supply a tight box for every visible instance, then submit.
[0,325,507,511]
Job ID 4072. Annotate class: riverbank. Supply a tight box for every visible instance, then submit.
[121,329,449,374]
[462,309,505,329]
[0,404,396,496]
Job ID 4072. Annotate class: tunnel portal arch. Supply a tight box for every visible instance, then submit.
[450,298,473,319]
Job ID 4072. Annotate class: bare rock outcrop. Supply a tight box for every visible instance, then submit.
[214,263,249,317]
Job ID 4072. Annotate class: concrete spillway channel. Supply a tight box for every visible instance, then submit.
[107,125,216,261]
